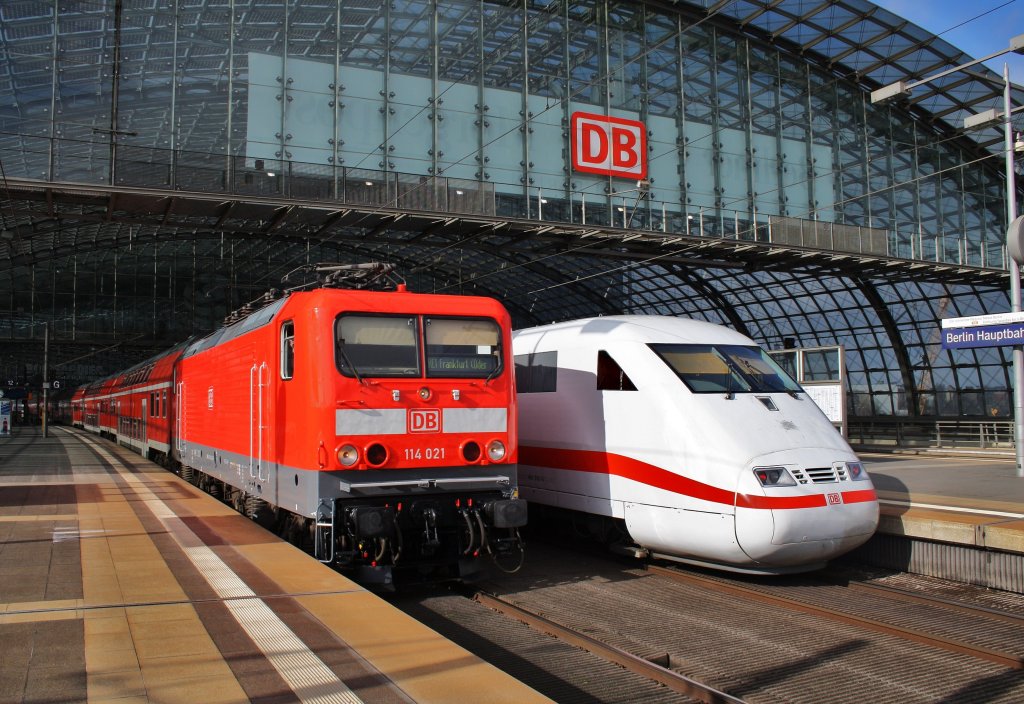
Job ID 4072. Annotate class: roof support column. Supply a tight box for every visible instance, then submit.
[108,0,124,186]
[852,276,920,417]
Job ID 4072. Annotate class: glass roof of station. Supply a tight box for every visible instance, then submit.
[697,0,1020,153]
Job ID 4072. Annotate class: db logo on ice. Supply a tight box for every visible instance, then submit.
[826,492,843,505]
[409,409,441,433]
[571,111,647,179]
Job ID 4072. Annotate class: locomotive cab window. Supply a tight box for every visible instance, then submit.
[281,321,295,380]
[336,315,420,378]
[425,317,501,378]
[651,344,803,395]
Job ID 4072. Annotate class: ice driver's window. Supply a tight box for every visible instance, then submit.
[650,344,802,394]
[336,315,420,378]
[425,317,501,378]
[281,321,295,380]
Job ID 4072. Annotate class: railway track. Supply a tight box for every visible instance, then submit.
[472,590,741,704]
[392,542,1024,703]
[645,563,1024,671]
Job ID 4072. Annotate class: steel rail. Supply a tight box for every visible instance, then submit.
[842,578,1024,627]
[473,591,744,704]
[646,564,1024,671]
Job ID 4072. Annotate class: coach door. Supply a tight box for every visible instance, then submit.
[140,397,147,453]
[174,381,186,457]
[250,361,271,486]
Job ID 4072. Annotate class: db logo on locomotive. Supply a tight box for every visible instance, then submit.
[409,408,441,433]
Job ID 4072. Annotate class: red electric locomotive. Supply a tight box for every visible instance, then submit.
[75,264,526,585]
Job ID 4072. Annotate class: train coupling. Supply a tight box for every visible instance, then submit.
[347,506,396,538]
[484,497,528,528]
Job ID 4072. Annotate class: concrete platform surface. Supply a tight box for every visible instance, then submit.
[862,452,1024,555]
[0,425,551,704]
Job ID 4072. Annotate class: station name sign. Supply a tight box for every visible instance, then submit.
[571,112,647,179]
[940,311,1024,350]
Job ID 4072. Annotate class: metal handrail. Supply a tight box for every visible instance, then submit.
[848,418,1015,450]
[3,133,1004,272]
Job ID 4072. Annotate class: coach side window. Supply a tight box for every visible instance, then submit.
[596,350,636,391]
[514,351,557,393]
[281,321,295,380]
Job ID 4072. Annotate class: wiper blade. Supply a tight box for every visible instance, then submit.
[484,359,502,385]
[713,347,740,399]
[337,340,365,385]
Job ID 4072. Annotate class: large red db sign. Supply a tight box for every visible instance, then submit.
[571,112,647,179]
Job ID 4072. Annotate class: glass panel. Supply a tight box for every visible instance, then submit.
[425,317,501,378]
[771,350,798,380]
[607,2,643,111]
[280,321,295,380]
[336,315,419,378]
[514,351,557,393]
[650,344,802,394]
[597,350,636,390]
[802,348,841,382]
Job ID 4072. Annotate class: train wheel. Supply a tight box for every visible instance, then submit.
[245,496,276,530]
[571,512,613,542]
[282,515,301,546]
[283,515,314,551]
[205,477,220,500]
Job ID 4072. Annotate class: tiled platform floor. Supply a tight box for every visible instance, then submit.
[0,426,551,704]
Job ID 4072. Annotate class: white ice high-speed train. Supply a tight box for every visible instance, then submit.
[513,315,879,574]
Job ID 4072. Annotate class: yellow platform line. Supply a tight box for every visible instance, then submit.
[53,432,249,704]
[70,432,361,703]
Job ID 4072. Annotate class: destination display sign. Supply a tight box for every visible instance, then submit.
[941,311,1024,349]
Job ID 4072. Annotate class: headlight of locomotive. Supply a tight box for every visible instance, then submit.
[753,466,796,487]
[338,444,359,467]
[847,461,870,481]
[486,439,506,462]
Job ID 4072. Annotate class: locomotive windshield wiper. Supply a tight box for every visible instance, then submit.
[337,339,366,385]
[484,359,502,385]
[713,348,743,399]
